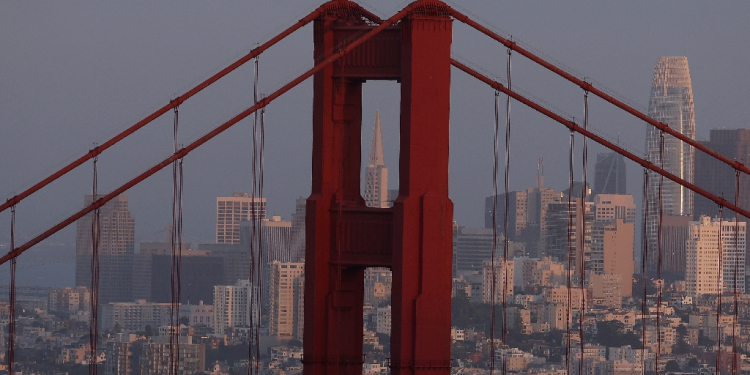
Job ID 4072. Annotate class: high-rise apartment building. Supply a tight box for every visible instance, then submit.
[543,199,594,275]
[590,219,634,297]
[593,152,627,195]
[644,57,696,273]
[75,195,135,304]
[481,259,514,303]
[694,129,750,225]
[216,193,266,245]
[685,216,746,298]
[269,262,305,339]
[364,110,390,208]
[212,279,259,335]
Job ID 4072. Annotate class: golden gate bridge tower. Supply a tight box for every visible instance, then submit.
[304,1,453,373]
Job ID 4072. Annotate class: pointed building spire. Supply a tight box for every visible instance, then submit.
[368,110,385,168]
[364,110,389,208]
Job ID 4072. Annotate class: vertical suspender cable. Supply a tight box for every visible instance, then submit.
[90,155,100,375]
[169,104,183,375]
[717,205,724,374]
[732,170,741,375]
[490,89,500,374]
[579,90,589,375]
[255,98,266,373]
[566,130,575,375]
[656,131,664,372]
[501,46,512,375]
[249,54,261,375]
[641,169,649,375]
[8,206,16,375]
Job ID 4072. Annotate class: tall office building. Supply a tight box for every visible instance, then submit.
[269,262,305,339]
[453,227,500,276]
[75,195,135,304]
[644,57,696,273]
[364,110,390,208]
[262,216,293,263]
[216,193,266,245]
[685,216,746,298]
[594,152,627,195]
[694,129,750,226]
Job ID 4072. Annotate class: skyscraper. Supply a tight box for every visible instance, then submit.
[75,195,135,304]
[364,110,389,208]
[216,193,266,245]
[694,129,750,226]
[594,152,626,195]
[644,56,696,273]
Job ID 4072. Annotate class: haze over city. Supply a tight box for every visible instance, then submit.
[1,2,750,374]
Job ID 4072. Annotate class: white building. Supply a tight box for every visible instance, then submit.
[179,300,213,327]
[101,300,172,332]
[685,216,746,298]
[212,279,259,335]
[216,193,266,244]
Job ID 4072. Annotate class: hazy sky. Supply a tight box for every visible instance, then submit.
[2,1,749,286]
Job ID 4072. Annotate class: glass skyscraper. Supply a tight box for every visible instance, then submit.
[644,56,696,274]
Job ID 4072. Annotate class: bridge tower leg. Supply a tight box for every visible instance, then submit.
[303,2,453,375]
[391,8,453,375]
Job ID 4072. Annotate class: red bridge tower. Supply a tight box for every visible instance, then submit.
[304,1,454,374]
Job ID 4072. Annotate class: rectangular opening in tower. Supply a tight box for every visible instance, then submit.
[361,81,400,208]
